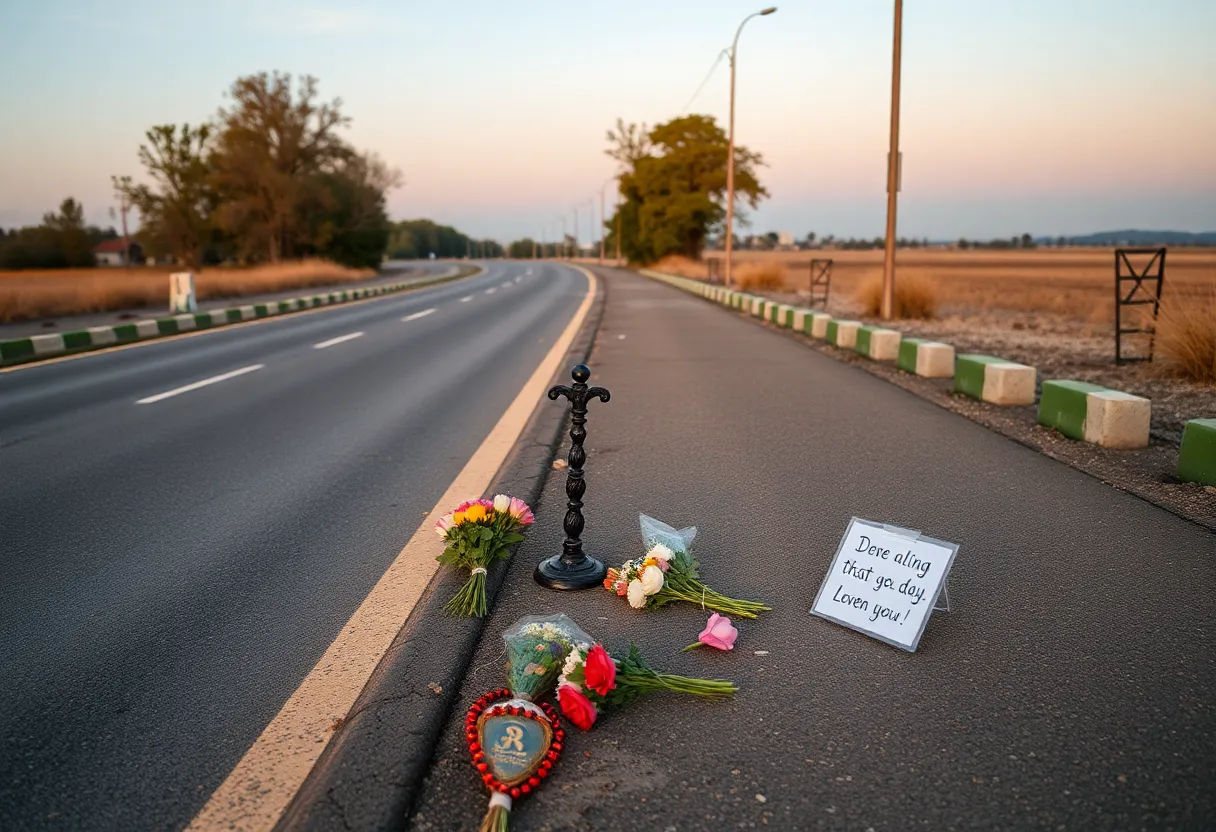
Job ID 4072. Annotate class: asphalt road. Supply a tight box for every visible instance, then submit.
[0,261,587,830]
[410,267,1216,831]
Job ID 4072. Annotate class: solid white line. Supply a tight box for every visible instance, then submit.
[136,365,264,404]
[186,265,597,831]
[485,287,497,295]
[401,308,436,322]
[313,332,364,350]
[459,295,474,303]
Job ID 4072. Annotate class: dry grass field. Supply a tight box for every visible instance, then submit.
[0,260,377,323]
[656,248,1216,321]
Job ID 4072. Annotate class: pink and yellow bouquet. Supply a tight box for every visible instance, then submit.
[435,495,535,617]
[556,641,736,731]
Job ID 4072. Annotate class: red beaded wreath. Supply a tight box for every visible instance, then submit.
[465,688,565,800]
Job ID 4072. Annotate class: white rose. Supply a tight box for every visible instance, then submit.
[627,579,647,609]
[493,494,511,513]
[640,565,665,595]
[648,543,673,561]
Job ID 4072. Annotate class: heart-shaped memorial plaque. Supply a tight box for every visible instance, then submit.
[466,689,564,808]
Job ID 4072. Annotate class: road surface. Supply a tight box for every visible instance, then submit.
[410,266,1216,831]
[0,261,587,830]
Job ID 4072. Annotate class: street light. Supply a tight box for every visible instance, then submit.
[723,6,777,289]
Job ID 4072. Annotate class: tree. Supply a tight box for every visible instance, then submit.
[805,231,816,247]
[508,238,538,258]
[42,198,94,266]
[124,124,215,267]
[210,72,352,262]
[958,238,970,250]
[604,114,768,263]
[1020,232,1034,249]
[300,152,401,268]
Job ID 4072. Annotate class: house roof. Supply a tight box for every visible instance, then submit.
[94,238,135,253]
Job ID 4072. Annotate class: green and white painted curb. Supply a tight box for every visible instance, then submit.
[897,338,955,378]
[1037,379,1151,449]
[795,310,831,339]
[826,319,861,350]
[954,354,1037,406]
[854,325,901,361]
[1177,418,1216,485]
[0,267,471,367]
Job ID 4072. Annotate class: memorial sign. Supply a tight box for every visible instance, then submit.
[811,517,959,652]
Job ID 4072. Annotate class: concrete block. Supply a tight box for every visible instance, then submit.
[239,305,257,321]
[983,362,1036,406]
[1085,391,1150,449]
[826,319,861,349]
[776,304,795,327]
[897,339,955,377]
[855,326,901,360]
[30,334,65,356]
[211,310,229,325]
[135,320,160,338]
[174,314,196,332]
[805,312,831,339]
[1178,418,1216,486]
[87,326,117,346]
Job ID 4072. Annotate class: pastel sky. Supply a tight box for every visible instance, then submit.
[1,0,1214,242]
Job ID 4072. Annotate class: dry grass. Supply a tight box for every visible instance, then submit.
[0,260,376,323]
[1156,291,1216,384]
[735,260,788,291]
[649,255,707,279]
[703,248,1216,320]
[854,272,940,319]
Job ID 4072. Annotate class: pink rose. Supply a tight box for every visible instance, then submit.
[684,613,738,652]
[557,684,597,730]
[434,513,455,537]
[582,644,617,697]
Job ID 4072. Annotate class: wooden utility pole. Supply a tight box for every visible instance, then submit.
[880,0,904,321]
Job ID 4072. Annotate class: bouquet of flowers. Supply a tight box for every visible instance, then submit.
[602,513,770,618]
[465,614,591,832]
[556,640,737,730]
[436,495,535,617]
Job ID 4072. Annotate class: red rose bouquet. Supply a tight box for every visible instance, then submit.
[555,641,736,730]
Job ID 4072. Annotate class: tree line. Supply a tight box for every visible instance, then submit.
[387,219,502,259]
[118,72,400,270]
[0,199,120,269]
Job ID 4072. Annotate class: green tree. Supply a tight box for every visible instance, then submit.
[42,197,94,266]
[124,124,215,267]
[210,72,352,262]
[1020,232,1034,249]
[301,152,401,268]
[604,114,767,263]
[508,238,537,258]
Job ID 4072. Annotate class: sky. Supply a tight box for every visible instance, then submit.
[1,0,1214,242]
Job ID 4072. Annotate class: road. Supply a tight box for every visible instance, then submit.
[410,267,1216,831]
[0,261,588,830]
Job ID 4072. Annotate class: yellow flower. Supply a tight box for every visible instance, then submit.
[463,504,489,523]
[452,510,466,524]
[643,557,658,568]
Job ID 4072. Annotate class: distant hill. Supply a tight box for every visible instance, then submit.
[1035,230,1216,246]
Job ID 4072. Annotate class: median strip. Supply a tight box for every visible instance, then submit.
[0,266,475,369]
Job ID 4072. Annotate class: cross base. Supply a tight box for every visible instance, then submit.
[534,553,607,590]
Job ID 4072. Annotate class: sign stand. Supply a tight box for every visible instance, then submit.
[811,517,960,652]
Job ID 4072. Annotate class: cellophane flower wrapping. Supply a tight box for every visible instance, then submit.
[501,613,593,702]
[640,513,697,556]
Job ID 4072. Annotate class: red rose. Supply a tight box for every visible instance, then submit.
[582,644,617,697]
[557,684,598,730]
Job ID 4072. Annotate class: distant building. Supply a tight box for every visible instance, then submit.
[777,231,795,248]
[93,238,143,266]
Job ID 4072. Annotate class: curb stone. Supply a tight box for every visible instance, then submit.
[1176,418,1216,486]
[855,325,901,361]
[1037,380,1152,449]
[898,337,955,378]
[0,266,475,368]
[274,268,608,832]
[954,354,1037,406]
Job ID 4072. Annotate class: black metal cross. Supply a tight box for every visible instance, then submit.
[534,364,610,590]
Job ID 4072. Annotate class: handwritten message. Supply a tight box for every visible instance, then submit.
[811,518,959,652]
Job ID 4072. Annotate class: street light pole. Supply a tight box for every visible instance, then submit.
[572,206,579,260]
[599,186,606,265]
[724,6,777,289]
[881,0,904,321]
